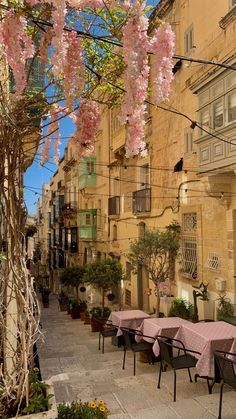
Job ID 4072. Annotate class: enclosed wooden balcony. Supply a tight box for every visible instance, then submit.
[78,209,97,240]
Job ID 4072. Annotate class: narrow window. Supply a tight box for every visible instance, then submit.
[113,224,117,241]
[213,100,224,128]
[184,26,194,54]
[228,91,236,123]
[184,128,193,154]
[200,107,209,135]
[140,164,149,188]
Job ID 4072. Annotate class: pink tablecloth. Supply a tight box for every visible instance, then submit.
[175,321,236,377]
[107,310,150,336]
[136,317,191,356]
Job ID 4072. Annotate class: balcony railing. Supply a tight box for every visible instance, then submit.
[108,196,120,216]
[132,188,151,213]
[62,202,77,213]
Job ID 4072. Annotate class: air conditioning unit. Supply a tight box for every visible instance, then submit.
[215,277,226,292]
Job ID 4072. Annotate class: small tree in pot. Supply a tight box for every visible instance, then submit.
[83,259,123,312]
[127,222,181,317]
[59,266,86,300]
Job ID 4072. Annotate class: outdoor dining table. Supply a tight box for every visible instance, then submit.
[107,310,150,336]
[135,317,191,356]
[175,321,236,378]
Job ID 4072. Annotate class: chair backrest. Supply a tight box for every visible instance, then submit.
[214,352,236,389]
[158,337,173,365]
[122,330,133,348]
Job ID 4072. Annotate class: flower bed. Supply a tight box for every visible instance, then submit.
[58,399,109,418]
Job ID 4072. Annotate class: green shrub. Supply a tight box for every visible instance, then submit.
[217,294,234,319]
[21,368,52,414]
[58,400,109,419]
[89,306,111,318]
[168,297,193,320]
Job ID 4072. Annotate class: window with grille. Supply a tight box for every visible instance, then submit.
[181,213,197,279]
[125,289,131,306]
[206,253,220,271]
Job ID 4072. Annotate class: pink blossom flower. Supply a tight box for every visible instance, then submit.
[71,99,100,158]
[150,23,175,104]
[122,2,150,157]
[64,31,85,107]
[42,106,61,163]
[51,0,67,79]
[68,0,104,8]
[0,11,35,97]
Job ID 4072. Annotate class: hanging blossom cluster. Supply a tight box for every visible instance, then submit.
[0,11,35,97]
[42,106,61,163]
[151,23,175,104]
[68,0,104,7]
[71,99,100,158]
[39,28,54,65]
[0,0,175,159]
[63,31,85,107]
[51,0,67,79]
[122,2,150,157]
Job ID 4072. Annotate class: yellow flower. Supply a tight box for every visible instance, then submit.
[90,402,97,408]
[98,400,105,405]
[33,367,39,372]
[99,406,105,412]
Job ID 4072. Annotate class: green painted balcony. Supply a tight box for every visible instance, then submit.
[78,157,96,189]
[78,209,97,240]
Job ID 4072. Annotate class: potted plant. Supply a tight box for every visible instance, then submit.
[168,297,193,320]
[58,291,69,312]
[58,400,109,418]
[126,222,181,317]
[159,280,175,317]
[83,309,91,325]
[83,259,123,310]
[78,300,87,321]
[70,299,81,319]
[41,287,51,308]
[216,294,235,321]
[192,282,214,321]
[89,306,111,332]
[59,266,86,300]
[10,368,57,419]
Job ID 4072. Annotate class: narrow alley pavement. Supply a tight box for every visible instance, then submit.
[38,296,236,419]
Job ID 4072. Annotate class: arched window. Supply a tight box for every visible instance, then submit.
[113,224,117,241]
[138,222,146,238]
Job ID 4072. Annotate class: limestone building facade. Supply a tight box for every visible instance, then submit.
[38,0,236,316]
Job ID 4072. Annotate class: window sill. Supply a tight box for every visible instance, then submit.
[219,6,236,29]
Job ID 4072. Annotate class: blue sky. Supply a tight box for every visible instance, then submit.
[24,0,160,214]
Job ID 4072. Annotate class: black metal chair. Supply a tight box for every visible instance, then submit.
[156,336,201,402]
[214,350,236,419]
[98,319,117,354]
[121,327,154,376]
